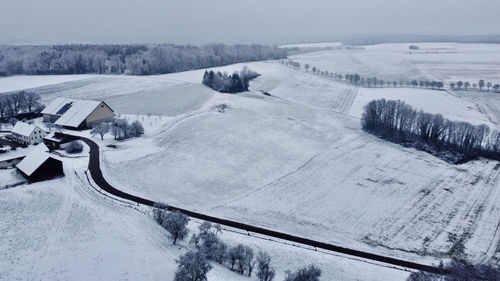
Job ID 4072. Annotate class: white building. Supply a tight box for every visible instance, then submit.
[10,121,47,146]
[41,98,114,130]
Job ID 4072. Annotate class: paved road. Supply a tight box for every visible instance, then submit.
[75,135,447,275]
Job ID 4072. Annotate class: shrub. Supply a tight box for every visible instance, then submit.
[65,141,83,153]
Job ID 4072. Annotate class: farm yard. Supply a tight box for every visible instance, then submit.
[1,42,500,280]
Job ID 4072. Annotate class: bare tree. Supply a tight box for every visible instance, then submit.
[158,210,189,245]
[90,122,110,140]
[256,252,275,281]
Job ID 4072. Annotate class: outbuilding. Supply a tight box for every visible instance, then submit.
[16,146,63,182]
[43,132,80,150]
[42,98,114,130]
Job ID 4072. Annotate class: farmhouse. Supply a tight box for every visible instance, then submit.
[16,145,63,182]
[10,121,47,146]
[42,98,114,130]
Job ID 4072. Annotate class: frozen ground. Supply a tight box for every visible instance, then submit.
[0,146,409,281]
[0,74,97,93]
[2,43,500,279]
[290,42,500,83]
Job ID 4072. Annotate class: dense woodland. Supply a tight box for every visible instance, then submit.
[0,44,286,76]
[361,99,500,163]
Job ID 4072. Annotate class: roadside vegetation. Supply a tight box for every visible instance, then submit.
[450,79,500,93]
[407,259,500,281]
[282,59,500,93]
[361,99,500,163]
[152,207,321,281]
[0,44,286,76]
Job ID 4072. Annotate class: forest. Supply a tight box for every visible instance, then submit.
[361,99,500,163]
[0,44,286,76]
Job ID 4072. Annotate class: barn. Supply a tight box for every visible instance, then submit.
[16,146,63,182]
[42,98,114,130]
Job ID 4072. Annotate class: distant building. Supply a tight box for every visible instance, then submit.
[43,132,80,150]
[16,145,63,182]
[10,121,47,146]
[42,98,114,130]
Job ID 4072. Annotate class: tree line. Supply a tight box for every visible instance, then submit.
[202,66,260,93]
[152,207,322,281]
[279,60,446,90]
[450,79,500,93]
[361,99,500,163]
[0,44,286,76]
[0,91,42,121]
[90,118,144,140]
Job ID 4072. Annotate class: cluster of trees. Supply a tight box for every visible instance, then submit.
[450,79,500,93]
[202,66,259,93]
[361,99,500,163]
[407,259,500,281]
[0,44,286,76]
[153,208,321,281]
[0,91,42,120]
[90,118,144,140]
[280,59,301,69]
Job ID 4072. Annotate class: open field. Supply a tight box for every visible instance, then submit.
[0,145,409,281]
[2,43,500,279]
[290,43,500,84]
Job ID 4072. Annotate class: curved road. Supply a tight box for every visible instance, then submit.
[75,135,447,275]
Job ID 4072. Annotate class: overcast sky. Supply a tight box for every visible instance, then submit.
[1,0,499,44]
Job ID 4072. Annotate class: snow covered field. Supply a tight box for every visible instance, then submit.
[0,74,98,93]
[2,43,500,279]
[0,145,409,281]
[290,42,500,83]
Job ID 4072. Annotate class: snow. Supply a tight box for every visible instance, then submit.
[280,41,343,49]
[289,42,500,83]
[350,87,494,125]
[0,168,25,187]
[0,148,409,281]
[0,74,97,93]
[3,43,500,280]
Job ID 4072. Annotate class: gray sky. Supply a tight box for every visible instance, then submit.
[1,0,499,44]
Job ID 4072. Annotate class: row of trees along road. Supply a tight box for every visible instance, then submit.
[280,59,446,90]
[152,208,322,281]
[362,99,500,163]
[450,80,500,92]
[0,44,286,76]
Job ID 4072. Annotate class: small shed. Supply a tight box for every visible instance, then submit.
[16,146,63,182]
[43,132,79,150]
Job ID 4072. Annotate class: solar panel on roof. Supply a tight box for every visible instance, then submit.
[56,102,73,115]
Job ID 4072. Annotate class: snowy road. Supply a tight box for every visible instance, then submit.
[70,134,448,274]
